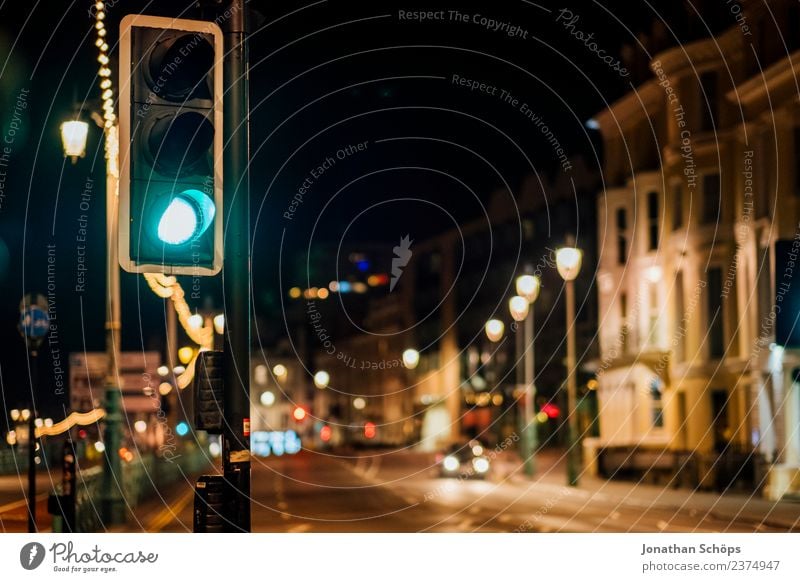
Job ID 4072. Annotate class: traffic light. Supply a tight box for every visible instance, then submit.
[118,15,223,275]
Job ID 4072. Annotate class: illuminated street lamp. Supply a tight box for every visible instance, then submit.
[60,119,89,163]
[556,247,582,282]
[10,409,20,422]
[178,346,194,365]
[402,348,420,370]
[508,296,529,322]
[20,409,31,422]
[187,313,204,330]
[511,273,542,477]
[273,364,288,380]
[516,274,541,303]
[556,243,583,486]
[213,314,225,335]
[314,370,330,390]
[485,319,505,343]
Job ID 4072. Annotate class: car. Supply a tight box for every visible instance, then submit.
[436,440,491,479]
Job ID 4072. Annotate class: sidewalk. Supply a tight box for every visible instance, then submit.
[500,449,800,531]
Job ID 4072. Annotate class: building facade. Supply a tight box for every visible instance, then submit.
[590,0,800,499]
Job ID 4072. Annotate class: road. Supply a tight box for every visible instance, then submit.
[0,472,53,532]
[2,450,797,533]
[132,449,800,533]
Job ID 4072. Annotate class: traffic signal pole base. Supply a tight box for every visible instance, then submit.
[101,385,126,525]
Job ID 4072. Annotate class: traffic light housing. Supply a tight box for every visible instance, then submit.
[119,15,223,275]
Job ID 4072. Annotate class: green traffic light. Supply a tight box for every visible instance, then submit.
[156,189,215,246]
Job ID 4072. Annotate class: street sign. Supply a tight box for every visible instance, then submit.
[69,351,161,414]
[18,294,49,343]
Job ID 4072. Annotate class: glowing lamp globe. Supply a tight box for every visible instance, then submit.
[516,274,541,303]
[313,371,330,389]
[508,296,529,322]
[556,247,583,281]
[485,319,505,343]
[60,120,89,161]
[402,349,420,370]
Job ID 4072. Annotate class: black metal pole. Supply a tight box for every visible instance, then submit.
[221,0,251,532]
[28,352,38,533]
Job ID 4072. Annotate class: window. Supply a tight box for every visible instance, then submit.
[672,183,683,230]
[648,282,660,347]
[699,71,717,132]
[647,191,659,250]
[616,207,628,264]
[620,292,629,351]
[707,267,725,358]
[650,377,665,429]
[702,174,720,224]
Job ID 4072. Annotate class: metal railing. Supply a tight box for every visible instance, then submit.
[59,447,211,532]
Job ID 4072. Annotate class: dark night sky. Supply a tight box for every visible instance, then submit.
[0,0,732,419]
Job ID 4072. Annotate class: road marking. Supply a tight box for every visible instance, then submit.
[288,523,311,533]
[147,488,194,532]
[0,493,48,514]
[364,457,381,479]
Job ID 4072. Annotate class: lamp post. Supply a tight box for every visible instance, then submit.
[512,274,541,476]
[61,106,124,524]
[556,244,583,487]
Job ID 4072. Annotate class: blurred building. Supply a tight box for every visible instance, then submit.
[589,0,800,499]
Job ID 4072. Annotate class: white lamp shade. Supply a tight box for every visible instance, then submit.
[515,275,541,303]
[213,314,225,334]
[485,319,505,342]
[402,349,420,370]
[508,296,529,322]
[60,120,89,158]
[187,313,204,330]
[314,370,330,389]
[556,247,583,281]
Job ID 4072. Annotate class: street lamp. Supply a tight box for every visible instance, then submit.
[512,272,542,477]
[177,346,194,365]
[273,364,288,379]
[402,348,420,370]
[60,119,89,163]
[508,296,529,321]
[516,274,541,303]
[485,319,505,343]
[213,314,225,335]
[10,409,20,422]
[187,313,204,330]
[314,370,330,390]
[556,244,583,486]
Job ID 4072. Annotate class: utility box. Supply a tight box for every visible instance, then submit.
[193,350,224,433]
[193,475,227,533]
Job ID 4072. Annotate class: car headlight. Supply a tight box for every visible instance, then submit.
[443,455,460,472]
[472,457,490,474]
